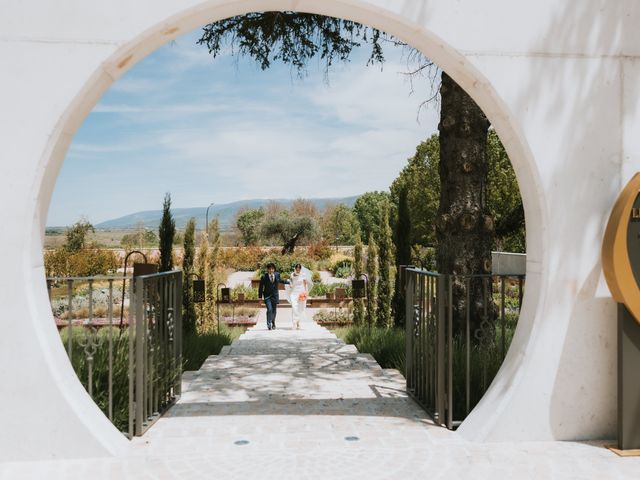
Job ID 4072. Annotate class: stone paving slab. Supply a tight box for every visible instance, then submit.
[2,308,640,479]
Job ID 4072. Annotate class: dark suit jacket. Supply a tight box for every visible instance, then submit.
[258,272,286,301]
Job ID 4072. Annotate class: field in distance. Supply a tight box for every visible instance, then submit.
[44,229,134,249]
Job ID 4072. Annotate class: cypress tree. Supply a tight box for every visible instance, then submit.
[182,218,196,334]
[366,234,378,327]
[205,218,222,324]
[158,192,176,272]
[392,187,411,326]
[353,235,365,325]
[195,232,209,331]
[377,205,393,328]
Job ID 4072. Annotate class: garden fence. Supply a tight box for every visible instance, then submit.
[402,266,524,429]
[47,270,182,437]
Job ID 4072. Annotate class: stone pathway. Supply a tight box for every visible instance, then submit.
[225,270,350,288]
[2,310,640,478]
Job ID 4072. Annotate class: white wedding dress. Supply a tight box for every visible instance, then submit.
[287,269,310,329]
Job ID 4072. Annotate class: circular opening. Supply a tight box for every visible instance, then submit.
[27,0,545,454]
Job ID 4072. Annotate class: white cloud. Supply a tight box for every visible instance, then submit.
[69,142,146,154]
[51,34,442,225]
[142,105,426,202]
[93,102,230,114]
[167,38,220,71]
[307,61,439,132]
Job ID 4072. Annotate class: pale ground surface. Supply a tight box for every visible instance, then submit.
[226,270,349,288]
[2,310,639,479]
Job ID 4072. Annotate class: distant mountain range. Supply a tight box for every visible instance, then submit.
[93,196,360,231]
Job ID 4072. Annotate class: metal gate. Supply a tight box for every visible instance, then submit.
[129,270,183,436]
[404,267,524,428]
[48,270,183,437]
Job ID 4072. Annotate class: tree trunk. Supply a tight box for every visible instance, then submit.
[436,72,492,335]
[281,233,300,255]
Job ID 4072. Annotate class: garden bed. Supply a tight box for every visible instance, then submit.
[54,317,127,329]
[313,309,352,327]
[222,317,256,326]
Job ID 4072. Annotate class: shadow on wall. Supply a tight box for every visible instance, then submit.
[551,264,616,438]
[510,2,635,439]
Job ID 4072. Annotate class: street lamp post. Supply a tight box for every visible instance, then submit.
[205,202,215,237]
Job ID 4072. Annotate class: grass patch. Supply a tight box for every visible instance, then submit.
[334,325,405,373]
[58,324,241,432]
[182,325,242,370]
[449,321,517,419]
[60,326,130,431]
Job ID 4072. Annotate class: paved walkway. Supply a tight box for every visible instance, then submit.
[225,270,350,288]
[2,311,640,479]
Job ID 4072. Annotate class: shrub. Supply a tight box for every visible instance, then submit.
[45,247,119,277]
[308,282,352,298]
[219,306,258,318]
[309,282,329,297]
[329,255,354,277]
[307,240,333,260]
[120,229,158,249]
[334,325,405,373]
[334,265,352,278]
[220,247,269,271]
[314,309,352,326]
[231,284,258,300]
[311,270,321,283]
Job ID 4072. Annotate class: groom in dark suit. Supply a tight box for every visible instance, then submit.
[258,263,288,330]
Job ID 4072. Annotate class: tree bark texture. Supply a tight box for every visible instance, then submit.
[436,72,492,335]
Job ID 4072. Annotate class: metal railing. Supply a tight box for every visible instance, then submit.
[47,275,122,423]
[404,267,524,429]
[47,270,182,438]
[130,270,182,436]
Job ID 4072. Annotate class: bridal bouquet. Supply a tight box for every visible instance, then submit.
[298,291,307,301]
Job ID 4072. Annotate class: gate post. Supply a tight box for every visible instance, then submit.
[405,271,415,394]
[436,274,447,425]
[134,276,145,436]
[174,272,183,396]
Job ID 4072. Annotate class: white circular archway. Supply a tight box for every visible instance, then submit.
[3,0,631,461]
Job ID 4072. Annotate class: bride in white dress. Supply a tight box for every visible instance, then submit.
[287,263,311,329]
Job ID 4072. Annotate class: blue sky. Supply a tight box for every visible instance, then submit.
[48,28,439,226]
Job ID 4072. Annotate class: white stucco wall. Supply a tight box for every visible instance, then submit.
[0,0,636,460]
